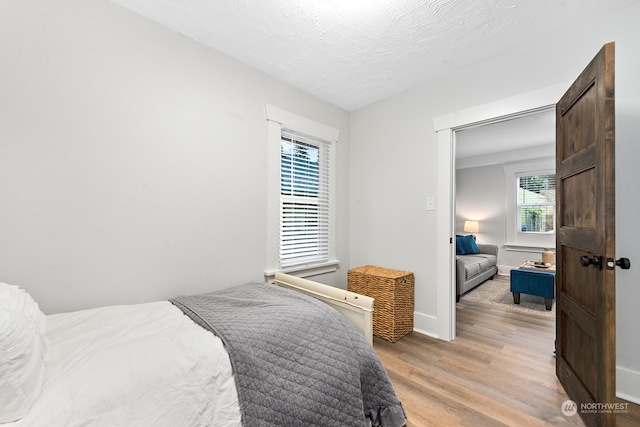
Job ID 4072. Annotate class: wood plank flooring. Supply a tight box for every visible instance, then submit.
[373,298,640,427]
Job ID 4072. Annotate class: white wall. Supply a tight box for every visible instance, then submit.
[455,164,508,270]
[613,23,640,402]
[0,0,351,314]
[350,4,640,402]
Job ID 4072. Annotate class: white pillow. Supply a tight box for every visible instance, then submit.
[0,283,48,423]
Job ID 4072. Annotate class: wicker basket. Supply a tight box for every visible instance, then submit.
[347,265,414,342]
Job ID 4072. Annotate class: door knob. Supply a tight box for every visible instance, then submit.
[606,257,631,270]
[580,255,602,269]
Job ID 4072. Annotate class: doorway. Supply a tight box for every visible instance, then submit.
[454,109,556,313]
[432,83,568,341]
[454,112,556,288]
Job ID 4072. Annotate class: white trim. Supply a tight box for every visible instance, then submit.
[265,105,339,277]
[264,259,340,279]
[266,120,282,274]
[436,128,455,341]
[497,265,513,276]
[414,311,440,340]
[504,245,555,253]
[504,159,556,249]
[617,366,640,405]
[265,104,339,142]
[432,83,568,343]
[433,83,569,131]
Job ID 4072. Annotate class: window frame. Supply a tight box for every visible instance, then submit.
[264,105,339,278]
[279,130,328,268]
[516,172,556,234]
[504,159,556,250]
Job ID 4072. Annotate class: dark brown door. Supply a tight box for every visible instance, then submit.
[556,43,616,427]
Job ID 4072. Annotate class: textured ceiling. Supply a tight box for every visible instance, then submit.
[109,0,638,111]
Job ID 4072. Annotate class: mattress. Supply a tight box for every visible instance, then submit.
[7,301,241,427]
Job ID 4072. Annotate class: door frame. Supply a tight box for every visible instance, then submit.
[432,82,569,341]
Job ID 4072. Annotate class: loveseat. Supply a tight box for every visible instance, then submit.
[455,236,498,302]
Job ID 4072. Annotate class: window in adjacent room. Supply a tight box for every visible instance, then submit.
[265,105,339,277]
[517,173,556,234]
[503,159,556,249]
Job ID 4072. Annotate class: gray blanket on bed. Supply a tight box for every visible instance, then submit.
[170,282,405,427]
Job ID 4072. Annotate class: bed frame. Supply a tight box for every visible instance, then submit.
[273,272,374,346]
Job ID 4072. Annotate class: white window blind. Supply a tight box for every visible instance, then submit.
[279,129,330,268]
[517,173,556,233]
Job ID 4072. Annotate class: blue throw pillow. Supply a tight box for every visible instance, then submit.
[456,235,480,255]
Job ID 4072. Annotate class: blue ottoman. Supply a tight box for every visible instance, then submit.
[510,269,555,310]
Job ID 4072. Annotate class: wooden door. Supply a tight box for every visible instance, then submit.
[556,43,616,427]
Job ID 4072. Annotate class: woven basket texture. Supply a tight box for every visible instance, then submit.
[347,265,414,342]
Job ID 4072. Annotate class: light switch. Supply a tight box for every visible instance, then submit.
[426,197,435,211]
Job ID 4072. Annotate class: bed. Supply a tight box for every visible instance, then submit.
[0,273,406,426]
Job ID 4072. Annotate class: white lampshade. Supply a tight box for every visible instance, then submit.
[464,220,479,233]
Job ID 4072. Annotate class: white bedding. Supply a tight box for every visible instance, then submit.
[5,301,241,427]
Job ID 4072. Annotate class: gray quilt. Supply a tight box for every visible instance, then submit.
[170,282,406,427]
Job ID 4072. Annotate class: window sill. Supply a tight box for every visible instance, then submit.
[264,259,340,280]
[504,244,555,253]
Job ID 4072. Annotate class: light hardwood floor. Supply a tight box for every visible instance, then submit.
[374,297,640,427]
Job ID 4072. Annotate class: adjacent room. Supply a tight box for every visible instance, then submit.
[454,110,556,312]
[2,0,640,425]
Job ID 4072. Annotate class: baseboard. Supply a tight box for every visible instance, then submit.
[413,311,440,340]
[617,366,640,404]
[497,264,517,275]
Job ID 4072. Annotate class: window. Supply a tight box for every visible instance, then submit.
[279,130,329,268]
[503,159,555,249]
[517,173,556,233]
[265,105,338,277]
